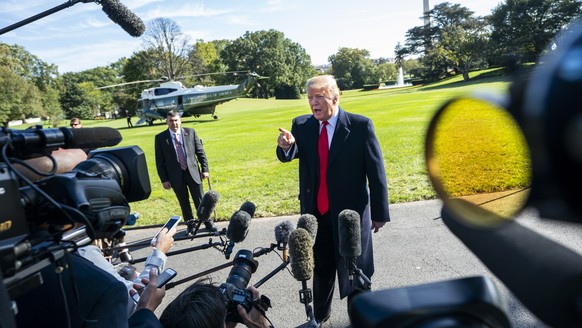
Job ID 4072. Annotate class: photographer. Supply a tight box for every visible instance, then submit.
[159,279,271,328]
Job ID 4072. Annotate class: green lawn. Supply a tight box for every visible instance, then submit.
[30,69,516,225]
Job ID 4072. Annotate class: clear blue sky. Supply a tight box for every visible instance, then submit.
[0,0,502,73]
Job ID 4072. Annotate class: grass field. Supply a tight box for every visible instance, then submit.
[31,69,516,225]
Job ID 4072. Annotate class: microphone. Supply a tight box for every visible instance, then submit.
[239,201,256,218]
[225,210,251,259]
[197,190,220,222]
[289,228,314,280]
[274,220,294,262]
[338,209,361,279]
[67,127,122,149]
[441,203,582,327]
[4,127,122,158]
[288,228,317,327]
[99,0,146,37]
[297,214,318,242]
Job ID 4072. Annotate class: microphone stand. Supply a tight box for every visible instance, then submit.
[0,0,93,36]
[129,239,226,264]
[299,280,318,328]
[353,268,372,291]
[346,259,372,291]
[165,245,279,290]
[105,229,226,253]
[253,260,289,288]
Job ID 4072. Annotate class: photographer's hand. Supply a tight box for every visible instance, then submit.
[132,268,165,312]
[236,286,271,328]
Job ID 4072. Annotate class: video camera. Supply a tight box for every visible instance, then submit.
[350,17,582,328]
[0,125,150,288]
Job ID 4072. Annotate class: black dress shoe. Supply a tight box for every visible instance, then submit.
[204,220,218,232]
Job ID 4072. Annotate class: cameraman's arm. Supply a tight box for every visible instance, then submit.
[14,148,87,181]
[137,227,175,281]
[235,286,271,328]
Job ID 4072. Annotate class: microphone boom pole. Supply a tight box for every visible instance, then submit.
[0,0,91,36]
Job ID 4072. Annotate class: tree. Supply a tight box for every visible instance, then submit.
[489,0,582,63]
[142,18,192,80]
[401,2,489,81]
[0,44,54,125]
[221,29,314,99]
[329,48,377,89]
[59,73,93,119]
[436,20,490,81]
[0,66,40,127]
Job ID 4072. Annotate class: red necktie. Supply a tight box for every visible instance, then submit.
[317,121,329,214]
[174,134,188,170]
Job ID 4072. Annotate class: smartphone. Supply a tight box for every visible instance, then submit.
[156,267,177,288]
[151,215,181,246]
[132,268,178,303]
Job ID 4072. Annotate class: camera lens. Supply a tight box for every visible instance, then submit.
[226,250,258,290]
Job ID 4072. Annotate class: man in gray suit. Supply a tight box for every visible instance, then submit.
[155,111,217,232]
[277,75,390,325]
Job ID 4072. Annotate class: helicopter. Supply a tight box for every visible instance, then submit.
[99,71,264,126]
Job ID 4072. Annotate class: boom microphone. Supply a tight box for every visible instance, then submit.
[275,220,294,262]
[224,210,251,259]
[339,209,361,282]
[99,0,146,37]
[239,201,256,217]
[197,190,220,222]
[442,203,582,327]
[288,228,314,281]
[3,127,122,158]
[68,127,123,149]
[297,214,318,242]
[288,228,317,327]
[338,209,361,257]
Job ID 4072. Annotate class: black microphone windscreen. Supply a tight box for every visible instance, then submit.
[338,209,361,258]
[226,210,251,243]
[288,228,314,281]
[297,214,318,242]
[66,127,122,149]
[239,201,256,218]
[197,190,219,222]
[275,220,294,243]
[100,0,146,37]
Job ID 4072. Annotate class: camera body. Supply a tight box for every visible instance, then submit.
[219,249,258,323]
[0,126,150,290]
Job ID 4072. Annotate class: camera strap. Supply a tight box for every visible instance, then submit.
[251,294,272,315]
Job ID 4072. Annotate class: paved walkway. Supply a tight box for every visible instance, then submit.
[125,199,581,327]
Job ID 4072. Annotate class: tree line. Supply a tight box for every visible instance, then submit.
[0,0,580,126]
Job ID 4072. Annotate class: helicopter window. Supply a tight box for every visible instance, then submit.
[155,97,178,107]
[154,88,178,96]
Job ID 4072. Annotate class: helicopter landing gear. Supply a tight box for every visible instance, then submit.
[146,118,154,126]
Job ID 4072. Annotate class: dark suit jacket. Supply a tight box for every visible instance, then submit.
[14,252,161,328]
[155,127,209,188]
[277,107,390,298]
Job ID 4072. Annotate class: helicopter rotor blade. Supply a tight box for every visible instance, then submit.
[96,78,166,90]
[174,70,253,81]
